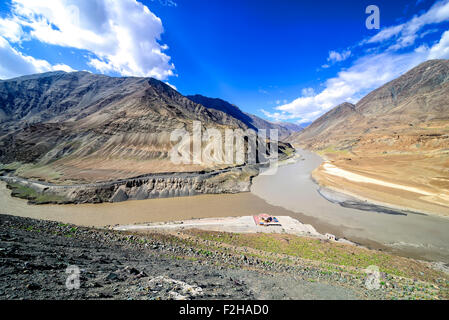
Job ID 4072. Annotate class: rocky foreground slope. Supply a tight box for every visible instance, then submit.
[1,214,447,300]
[290,60,449,215]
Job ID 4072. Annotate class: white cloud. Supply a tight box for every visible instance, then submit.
[260,109,295,121]
[263,0,449,124]
[150,0,177,7]
[366,24,404,44]
[274,49,430,123]
[0,0,174,80]
[327,50,351,63]
[0,35,73,79]
[301,87,315,97]
[0,17,24,42]
[260,108,320,124]
[429,30,449,58]
[52,63,75,73]
[366,0,449,50]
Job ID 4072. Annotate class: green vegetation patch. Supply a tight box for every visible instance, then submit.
[0,162,23,171]
[7,182,68,204]
[281,147,295,157]
[192,230,448,284]
[317,146,351,156]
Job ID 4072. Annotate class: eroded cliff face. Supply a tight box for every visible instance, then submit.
[2,165,259,204]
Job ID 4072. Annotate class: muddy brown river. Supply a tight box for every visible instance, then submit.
[251,149,449,263]
[1,148,449,263]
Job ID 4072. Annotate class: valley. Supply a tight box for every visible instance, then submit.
[1,0,449,303]
[1,61,449,301]
[291,59,449,218]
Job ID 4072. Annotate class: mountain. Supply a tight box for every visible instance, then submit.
[292,59,449,151]
[186,94,302,139]
[290,59,449,216]
[0,71,267,184]
[274,121,306,132]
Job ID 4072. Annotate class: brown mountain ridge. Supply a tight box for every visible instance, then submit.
[0,71,293,185]
[290,59,449,216]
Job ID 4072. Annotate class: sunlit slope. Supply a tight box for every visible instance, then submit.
[290,60,449,215]
[0,72,250,183]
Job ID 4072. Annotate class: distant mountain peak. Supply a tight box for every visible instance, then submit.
[187,94,303,139]
[291,59,449,150]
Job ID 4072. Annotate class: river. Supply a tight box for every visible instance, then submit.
[251,149,449,263]
[1,148,449,262]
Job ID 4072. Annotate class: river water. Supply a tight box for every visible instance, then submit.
[1,148,449,262]
[251,149,449,263]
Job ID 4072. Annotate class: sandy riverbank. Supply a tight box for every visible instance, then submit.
[2,149,449,263]
[250,149,449,263]
[0,180,343,239]
[313,159,449,218]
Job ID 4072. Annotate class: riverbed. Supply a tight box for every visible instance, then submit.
[251,149,449,263]
[1,149,449,262]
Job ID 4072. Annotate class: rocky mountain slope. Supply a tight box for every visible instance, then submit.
[292,59,449,152]
[0,71,291,187]
[290,59,449,215]
[187,94,302,139]
[273,121,304,132]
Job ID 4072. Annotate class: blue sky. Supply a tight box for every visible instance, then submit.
[0,0,449,124]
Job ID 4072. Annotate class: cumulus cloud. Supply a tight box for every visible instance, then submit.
[366,0,449,50]
[327,50,351,63]
[0,17,24,42]
[274,49,430,123]
[264,0,449,124]
[301,87,315,97]
[0,35,73,79]
[429,30,449,58]
[0,0,174,80]
[260,108,319,124]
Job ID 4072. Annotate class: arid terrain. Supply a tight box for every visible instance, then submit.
[1,60,449,301]
[1,214,448,300]
[0,71,295,184]
[1,0,449,304]
[0,71,295,204]
[291,60,449,217]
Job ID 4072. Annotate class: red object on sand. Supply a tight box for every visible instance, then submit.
[253,214,281,226]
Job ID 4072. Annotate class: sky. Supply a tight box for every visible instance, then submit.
[0,0,449,125]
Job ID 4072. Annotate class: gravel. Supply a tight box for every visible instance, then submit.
[0,214,440,300]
